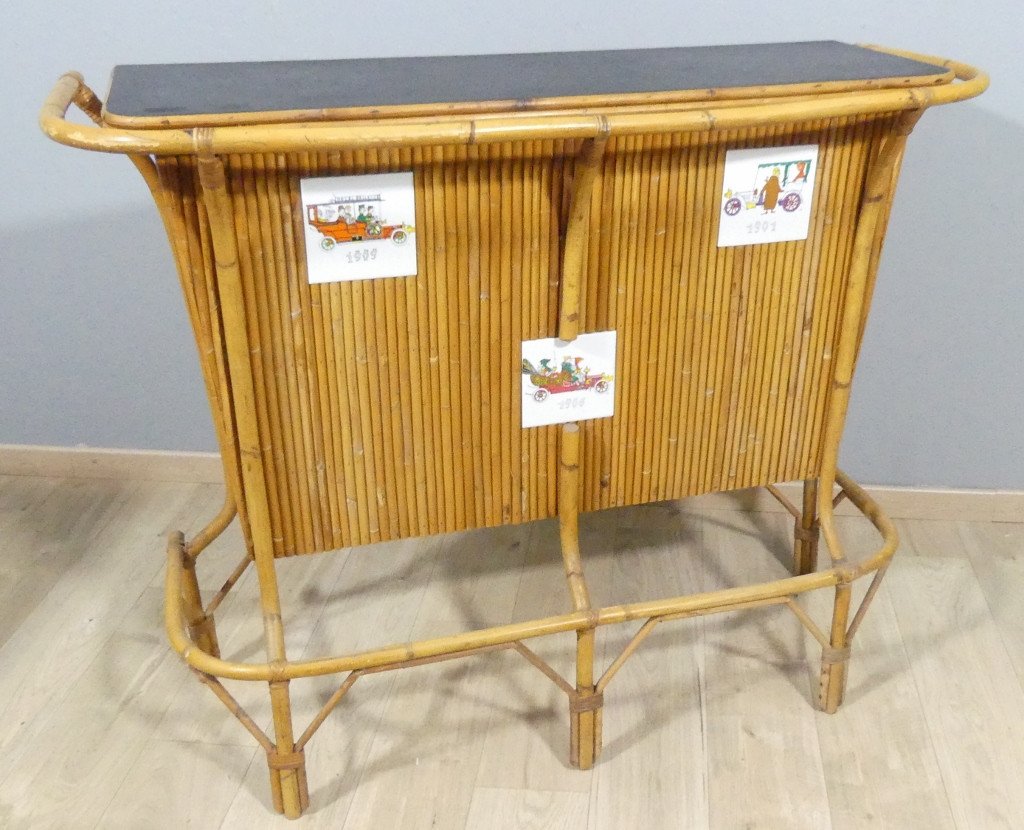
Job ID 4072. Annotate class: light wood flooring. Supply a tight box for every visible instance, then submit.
[1,473,1022,828]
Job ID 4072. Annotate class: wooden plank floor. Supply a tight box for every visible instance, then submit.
[0,473,1022,829]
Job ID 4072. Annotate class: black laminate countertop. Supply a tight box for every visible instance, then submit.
[104,41,949,127]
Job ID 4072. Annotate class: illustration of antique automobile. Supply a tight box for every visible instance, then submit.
[306,198,412,250]
[522,357,612,402]
[722,158,812,216]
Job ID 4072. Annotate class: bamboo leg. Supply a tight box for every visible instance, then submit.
[267,680,309,817]
[812,115,924,715]
[196,140,308,818]
[180,557,220,657]
[794,478,819,576]
[818,582,852,713]
[558,423,601,768]
[571,629,602,769]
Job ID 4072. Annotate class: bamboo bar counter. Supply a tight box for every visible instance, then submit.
[41,42,986,818]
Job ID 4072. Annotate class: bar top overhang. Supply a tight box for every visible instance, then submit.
[42,43,987,157]
[103,41,954,127]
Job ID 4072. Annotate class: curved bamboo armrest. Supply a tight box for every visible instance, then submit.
[40,72,195,154]
[42,48,988,157]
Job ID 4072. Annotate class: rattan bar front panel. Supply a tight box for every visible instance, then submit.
[158,116,894,556]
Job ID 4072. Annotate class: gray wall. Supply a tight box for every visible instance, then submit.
[2,1,1021,488]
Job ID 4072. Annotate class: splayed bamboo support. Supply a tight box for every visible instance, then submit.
[203,552,253,617]
[833,488,849,510]
[45,45,983,818]
[596,618,659,695]
[819,582,853,712]
[191,669,275,752]
[845,563,890,644]
[765,483,801,518]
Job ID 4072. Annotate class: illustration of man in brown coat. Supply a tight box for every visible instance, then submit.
[761,167,783,213]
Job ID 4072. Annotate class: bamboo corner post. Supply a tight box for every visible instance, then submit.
[195,135,307,818]
[41,43,986,818]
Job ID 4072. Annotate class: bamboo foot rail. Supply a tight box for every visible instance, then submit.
[167,472,878,815]
[167,467,897,789]
[42,44,985,817]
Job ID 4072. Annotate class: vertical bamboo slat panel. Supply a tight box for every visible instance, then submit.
[147,116,904,556]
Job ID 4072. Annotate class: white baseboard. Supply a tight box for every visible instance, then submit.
[688,485,1023,524]
[0,444,224,483]
[1,443,1020,523]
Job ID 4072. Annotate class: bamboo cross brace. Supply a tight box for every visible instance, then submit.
[293,646,523,753]
[512,642,577,697]
[596,618,660,695]
[294,671,362,751]
[289,641,579,753]
[191,669,275,752]
[844,563,890,643]
[595,595,792,695]
[204,552,253,617]
[784,597,832,649]
[783,564,891,654]
[765,484,801,518]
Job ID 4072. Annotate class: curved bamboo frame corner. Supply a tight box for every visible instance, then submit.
[41,45,984,819]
